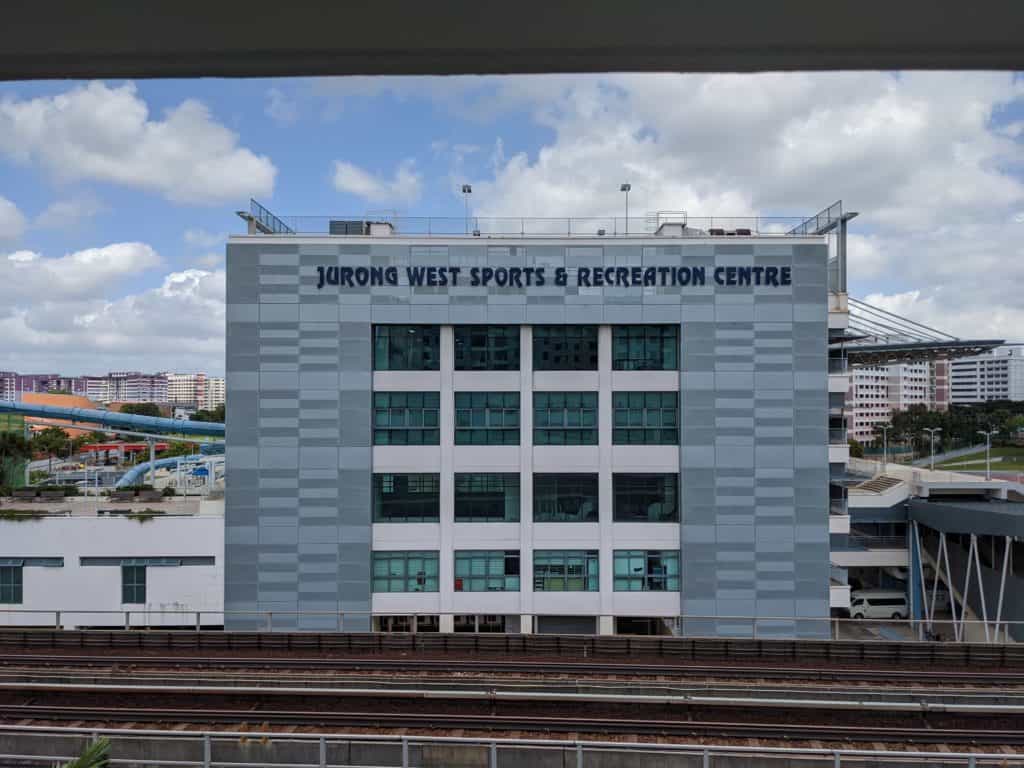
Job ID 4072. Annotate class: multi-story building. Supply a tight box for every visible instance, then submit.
[846,362,941,444]
[107,371,168,403]
[203,377,226,410]
[226,213,841,637]
[165,373,226,410]
[165,372,208,408]
[950,347,1024,404]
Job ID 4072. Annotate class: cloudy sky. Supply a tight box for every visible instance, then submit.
[0,72,1021,375]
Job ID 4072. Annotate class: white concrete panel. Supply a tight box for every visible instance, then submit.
[533,371,599,391]
[373,446,441,472]
[828,373,850,394]
[371,593,442,613]
[611,446,679,472]
[611,591,680,616]
[532,523,601,548]
[451,591,521,614]
[532,591,601,616]
[828,442,850,464]
[612,523,680,549]
[453,446,521,471]
[373,371,442,391]
[452,523,521,549]
[829,515,851,535]
[829,550,909,568]
[373,523,441,550]
[453,371,521,391]
[533,446,600,471]
[611,371,680,391]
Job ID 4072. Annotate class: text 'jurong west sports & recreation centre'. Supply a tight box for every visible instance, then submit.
[225,203,857,637]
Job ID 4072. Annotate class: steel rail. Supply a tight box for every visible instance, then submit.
[5,680,1024,714]
[1,669,1019,701]
[1,653,1020,684]
[1,704,1021,745]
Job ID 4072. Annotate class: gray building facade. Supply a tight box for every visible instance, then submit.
[225,233,830,636]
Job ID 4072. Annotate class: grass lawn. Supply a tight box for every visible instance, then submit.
[937,445,1024,471]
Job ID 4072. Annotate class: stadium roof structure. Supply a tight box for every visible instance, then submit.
[839,297,1003,366]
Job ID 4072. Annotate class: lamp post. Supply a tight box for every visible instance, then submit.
[620,183,631,234]
[461,184,472,234]
[923,427,942,471]
[977,429,999,481]
[879,423,892,472]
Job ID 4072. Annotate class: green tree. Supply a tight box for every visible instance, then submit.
[848,438,865,458]
[63,737,110,768]
[120,402,162,417]
[156,441,198,459]
[31,426,70,473]
[0,431,31,464]
[190,403,225,423]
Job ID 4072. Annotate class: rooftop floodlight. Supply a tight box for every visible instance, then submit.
[620,183,631,233]
[461,184,473,234]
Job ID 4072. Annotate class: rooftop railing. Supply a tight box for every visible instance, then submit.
[264,214,816,238]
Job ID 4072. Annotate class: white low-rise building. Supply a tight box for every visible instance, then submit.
[0,499,224,629]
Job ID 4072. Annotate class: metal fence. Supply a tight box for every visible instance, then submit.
[0,725,1019,767]
[0,608,1018,642]
[271,215,813,238]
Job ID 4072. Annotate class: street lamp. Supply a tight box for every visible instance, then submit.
[461,184,472,234]
[620,183,631,234]
[923,427,942,471]
[977,428,1000,481]
[878,423,892,472]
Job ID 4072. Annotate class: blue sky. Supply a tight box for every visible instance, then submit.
[0,73,1021,374]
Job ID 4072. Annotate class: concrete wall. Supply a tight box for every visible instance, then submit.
[0,515,223,628]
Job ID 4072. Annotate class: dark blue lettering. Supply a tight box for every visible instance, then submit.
[407,266,427,286]
[577,267,590,286]
[780,266,792,286]
[692,266,706,285]
[470,267,481,286]
[448,267,461,286]
[643,267,657,286]
[481,267,494,286]
[494,267,509,286]
[765,266,779,286]
[752,266,764,285]
[509,267,523,287]
[726,266,737,285]
[316,266,325,289]
[615,267,629,286]
[714,267,726,285]
[737,266,751,286]
[535,267,547,286]
[384,266,399,285]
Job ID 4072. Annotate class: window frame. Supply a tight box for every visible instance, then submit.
[453,325,520,371]
[371,551,440,593]
[613,473,679,522]
[612,391,679,445]
[0,565,22,604]
[373,473,441,523]
[613,550,680,592]
[533,391,599,445]
[372,391,441,445]
[532,325,599,371]
[612,325,679,371]
[454,473,521,522]
[454,391,520,446]
[121,564,146,604]
[532,550,599,592]
[453,550,520,592]
[533,473,599,522]
[373,325,441,371]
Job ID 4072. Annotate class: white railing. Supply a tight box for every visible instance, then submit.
[0,724,1016,767]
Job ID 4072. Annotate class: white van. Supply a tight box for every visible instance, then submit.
[850,590,908,620]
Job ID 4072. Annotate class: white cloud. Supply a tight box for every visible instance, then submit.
[265,87,298,125]
[0,246,224,374]
[434,72,1023,341]
[184,228,226,249]
[332,159,422,205]
[193,253,223,269]
[33,196,104,230]
[0,81,276,204]
[0,242,161,306]
[0,196,26,241]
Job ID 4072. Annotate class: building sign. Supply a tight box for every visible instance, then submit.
[316,265,792,290]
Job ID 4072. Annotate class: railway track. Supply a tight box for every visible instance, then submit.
[3,701,1023,745]
[1,652,1022,685]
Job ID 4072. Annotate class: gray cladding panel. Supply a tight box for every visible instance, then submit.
[226,239,830,636]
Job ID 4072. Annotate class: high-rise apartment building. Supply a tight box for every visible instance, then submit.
[950,347,1024,404]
